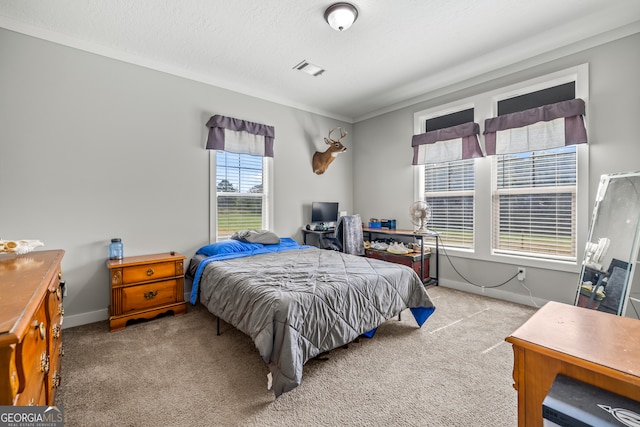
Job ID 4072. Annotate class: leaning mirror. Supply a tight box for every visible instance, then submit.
[575,171,640,318]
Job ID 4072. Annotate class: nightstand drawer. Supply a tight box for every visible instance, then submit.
[121,279,178,313]
[122,261,177,284]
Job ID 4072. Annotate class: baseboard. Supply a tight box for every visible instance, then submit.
[63,308,109,329]
[437,279,548,309]
[62,292,193,329]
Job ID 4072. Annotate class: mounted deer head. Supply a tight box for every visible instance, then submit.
[312,127,348,175]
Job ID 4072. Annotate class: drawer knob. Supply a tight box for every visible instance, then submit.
[146,268,154,277]
[144,290,158,300]
[38,322,46,340]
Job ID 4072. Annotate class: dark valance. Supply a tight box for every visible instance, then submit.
[483,99,587,155]
[206,115,275,157]
[411,122,483,165]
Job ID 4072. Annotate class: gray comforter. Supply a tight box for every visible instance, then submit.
[198,247,435,397]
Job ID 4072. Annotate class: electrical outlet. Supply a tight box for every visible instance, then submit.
[517,267,526,281]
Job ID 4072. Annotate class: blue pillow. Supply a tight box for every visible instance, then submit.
[196,240,264,257]
[278,237,300,247]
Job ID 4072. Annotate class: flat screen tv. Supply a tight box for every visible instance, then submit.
[311,202,339,223]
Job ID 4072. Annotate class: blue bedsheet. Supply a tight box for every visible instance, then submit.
[190,238,311,304]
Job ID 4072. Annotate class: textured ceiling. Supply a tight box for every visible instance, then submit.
[1,1,639,122]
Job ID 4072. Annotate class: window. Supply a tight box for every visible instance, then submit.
[491,82,580,261]
[418,107,476,249]
[414,64,588,266]
[215,152,266,240]
[425,159,475,248]
[493,146,577,260]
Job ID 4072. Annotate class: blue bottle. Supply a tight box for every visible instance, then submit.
[109,238,123,260]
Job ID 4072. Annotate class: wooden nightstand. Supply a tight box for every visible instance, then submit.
[107,252,187,332]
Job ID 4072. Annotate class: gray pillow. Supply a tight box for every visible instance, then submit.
[231,229,280,245]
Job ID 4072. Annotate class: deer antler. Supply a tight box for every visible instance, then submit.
[327,127,347,143]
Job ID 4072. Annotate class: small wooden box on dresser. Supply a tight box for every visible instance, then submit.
[107,252,187,332]
[0,250,65,406]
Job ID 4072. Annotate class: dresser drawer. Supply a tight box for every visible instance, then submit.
[15,377,45,406]
[15,301,48,405]
[121,279,178,313]
[122,261,177,284]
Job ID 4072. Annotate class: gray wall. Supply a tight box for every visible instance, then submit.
[3,27,639,326]
[0,28,353,326]
[353,32,640,308]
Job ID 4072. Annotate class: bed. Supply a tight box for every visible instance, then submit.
[189,233,436,397]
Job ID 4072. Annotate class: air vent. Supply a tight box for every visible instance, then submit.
[293,60,325,77]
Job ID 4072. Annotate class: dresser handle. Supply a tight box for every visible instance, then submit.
[52,372,61,388]
[144,290,158,299]
[53,324,61,339]
[38,322,46,340]
[40,353,49,374]
[58,302,65,325]
[146,268,154,276]
[59,344,65,357]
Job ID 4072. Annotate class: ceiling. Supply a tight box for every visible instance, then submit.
[1,1,639,122]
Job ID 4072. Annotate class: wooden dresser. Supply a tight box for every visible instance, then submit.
[0,250,65,406]
[505,301,640,426]
[107,252,187,332]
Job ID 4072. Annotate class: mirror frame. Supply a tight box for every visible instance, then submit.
[575,171,640,316]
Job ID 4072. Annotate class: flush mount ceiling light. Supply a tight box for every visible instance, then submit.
[324,2,358,31]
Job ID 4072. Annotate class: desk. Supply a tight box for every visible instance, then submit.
[505,301,640,427]
[365,249,430,282]
[301,229,334,248]
[362,227,439,286]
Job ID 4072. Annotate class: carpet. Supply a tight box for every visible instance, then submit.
[56,286,536,426]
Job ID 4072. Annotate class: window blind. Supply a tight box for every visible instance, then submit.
[216,152,264,240]
[493,146,576,259]
[425,159,475,248]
